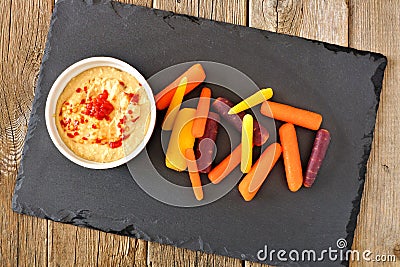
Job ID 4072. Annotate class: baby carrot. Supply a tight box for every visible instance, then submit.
[162,77,187,131]
[241,114,253,173]
[279,123,303,192]
[212,97,269,146]
[304,129,331,187]
[194,112,220,173]
[261,101,322,130]
[185,148,203,201]
[192,87,212,138]
[208,144,243,184]
[228,88,273,114]
[238,143,282,201]
[155,63,206,110]
[165,108,196,171]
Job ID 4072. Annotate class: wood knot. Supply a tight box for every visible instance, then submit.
[382,164,390,173]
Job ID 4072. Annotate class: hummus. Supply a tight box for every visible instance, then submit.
[55,66,151,163]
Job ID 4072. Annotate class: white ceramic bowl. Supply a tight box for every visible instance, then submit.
[45,57,157,169]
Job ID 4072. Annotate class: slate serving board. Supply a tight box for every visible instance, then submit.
[12,0,387,266]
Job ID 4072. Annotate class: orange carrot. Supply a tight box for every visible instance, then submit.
[208,144,243,184]
[261,101,322,130]
[192,87,212,138]
[279,123,303,192]
[185,148,203,201]
[238,143,281,201]
[155,64,206,110]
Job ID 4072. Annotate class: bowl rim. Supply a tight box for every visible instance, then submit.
[45,56,157,169]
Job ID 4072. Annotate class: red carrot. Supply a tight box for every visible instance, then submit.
[185,148,203,201]
[192,87,212,138]
[211,97,269,146]
[261,101,322,131]
[194,112,220,173]
[279,123,303,192]
[155,64,206,110]
[304,129,331,187]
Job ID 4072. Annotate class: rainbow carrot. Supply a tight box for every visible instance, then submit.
[238,143,282,201]
[212,97,269,146]
[162,77,187,131]
[165,108,196,171]
[194,112,220,173]
[228,88,273,114]
[185,148,203,201]
[155,64,206,110]
[261,101,322,130]
[279,123,303,192]
[208,144,243,184]
[241,114,253,173]
[192,87,212,138]
[304,129,331,187]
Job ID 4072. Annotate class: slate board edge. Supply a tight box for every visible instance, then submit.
[107,0,387,60]
[11,0,388,266]
[11,0,62,211]
[341,59,387,266]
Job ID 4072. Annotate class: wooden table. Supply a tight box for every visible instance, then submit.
[0,0,399,266]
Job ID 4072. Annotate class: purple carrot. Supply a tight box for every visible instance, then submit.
[195,112,220,173]
[304,129,331,187]
[211,97,269,146]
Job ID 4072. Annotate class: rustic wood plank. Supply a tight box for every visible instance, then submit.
[97,232,148,267]
[250,0,348,46]
[147,0,245,266]
[0,0,53,266]
[199,0,247,25]
[1,0,397,267]
[249,0,277,31]
[153,0,199,15]
[349,1,400,266]
[247,0,348,266]
[0,2,19,266]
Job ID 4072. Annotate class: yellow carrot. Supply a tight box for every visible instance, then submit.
[185,148,203,201]
[155,64,206,110]
[162,77,187,131]
[228,88,273,114]
[241,114,253,173]
[166,108,196,171]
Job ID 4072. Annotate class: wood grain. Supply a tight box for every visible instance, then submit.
[250,0,348,46]
[0,0,53,266]
[349,1,400,266]
[0,0,398,266]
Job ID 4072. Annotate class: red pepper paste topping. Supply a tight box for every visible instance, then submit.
[82,90,114,120]
[109,139,122,149]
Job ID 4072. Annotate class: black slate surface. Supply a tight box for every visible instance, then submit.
[12,0,387,266]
